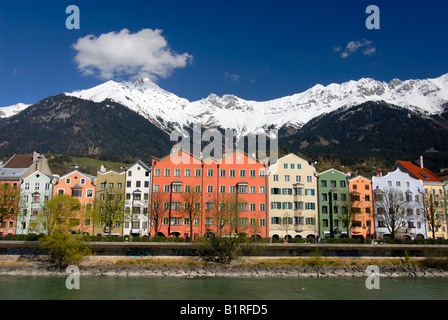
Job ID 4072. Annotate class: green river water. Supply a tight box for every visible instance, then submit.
[0,276,447,300]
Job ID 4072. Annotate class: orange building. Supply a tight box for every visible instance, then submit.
[151,149,269,239]
[348,176,375,240]
[52,170,96,235]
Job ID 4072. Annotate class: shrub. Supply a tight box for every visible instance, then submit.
[38,231,92,269]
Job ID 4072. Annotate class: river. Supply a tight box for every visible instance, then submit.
[0,276,447,300]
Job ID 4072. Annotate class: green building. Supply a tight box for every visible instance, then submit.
[317,168,350,239]
[17,170,54,235]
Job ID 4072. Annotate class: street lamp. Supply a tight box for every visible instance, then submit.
[168,180,182,237]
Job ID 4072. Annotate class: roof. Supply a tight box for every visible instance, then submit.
[394,160,442,183]
[2,154,34,169]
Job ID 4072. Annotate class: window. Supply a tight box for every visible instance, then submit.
[320,180,327,188]
[259,186,265,194]
[128,171,132,177]
[307,176,312,183]
[283,163,288,169]
[259,203,265,211]
[207,185,213,193]
[154,169,160,176]
[220,185,226,193]
[207,169,214,177]
[396,181,401,187]
[25,182,30,190]
[290,164,295,169]
[284,175,290,182]
[330,180,336,187]
[340,181,346,188]
[34,183,40,190]
[271,217,281,224]
[185,169,191,177]
[86,189,93,198]
[164,169,171,177]
[353,184,357,190]
[80,178,85,184]
[271,202,281,209]
[250,203,256,211]
[175,169,181,177]
[72,189,82,197]
[273,175,278,182]
[172,184,182,193]
[296,175,302,182]
[220,169,226,177]
[321,194,327,201]
[240,169,246,177]
[65,178,71,184]
[271,188,281,195]
[229,169,235,177]
[229,185,235,193]
[136,181,141,188]
[250,186,256,194]
[250,170,256,178]
[195,169,201,177]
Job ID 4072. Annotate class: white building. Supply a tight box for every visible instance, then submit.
[123,160,151,237]
[372,168,426,240]
[268,153,319,241]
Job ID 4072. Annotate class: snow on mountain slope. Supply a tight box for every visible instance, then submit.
[0,103,30,118]
[64,73,448,134]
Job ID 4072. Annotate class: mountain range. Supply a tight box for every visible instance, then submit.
[1,73,448,171]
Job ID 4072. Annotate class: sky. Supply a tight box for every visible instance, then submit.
[1,0,448,107]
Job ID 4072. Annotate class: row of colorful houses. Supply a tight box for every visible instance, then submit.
[0,150,447,241]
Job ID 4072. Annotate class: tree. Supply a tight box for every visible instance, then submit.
[38,195,92,268]
[373,187,422,239]
[94,186,128,238]
[425,193,447,239]
[41,194,87,234]
[180,187,202,240]
[0,182,20,233]
[150,191,169,237]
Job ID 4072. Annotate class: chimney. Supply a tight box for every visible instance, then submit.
[419,156,424,169]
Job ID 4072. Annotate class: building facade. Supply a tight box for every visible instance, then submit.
[0,152,51,236]
[268,153,318,241]
[372,168,426,240]
[52,170,96,235]
[392,158,447,239]
[151,149,268,239]
[317,168,350,239]
[94,167,126,236]
[349,176,374,240]
[123,161,151,237]
[16,170,54,235]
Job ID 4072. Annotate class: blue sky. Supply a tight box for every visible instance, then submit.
[1,0,447,107]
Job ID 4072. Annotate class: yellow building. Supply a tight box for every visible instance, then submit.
[94,167,126,237]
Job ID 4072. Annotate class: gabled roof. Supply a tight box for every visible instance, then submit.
[318,168,349,177]
[126,160,151,172]
[2,154,34,169]
[56,170,97,183]
[393,160,442,183]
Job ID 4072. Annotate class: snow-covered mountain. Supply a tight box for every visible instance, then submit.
[0,103,30,118]
[3,73,448,135]
[66,73,448,134]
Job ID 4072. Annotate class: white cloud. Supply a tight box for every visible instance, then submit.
[72,28,192,81]
[224,72,240,82]
[336,39,376,59]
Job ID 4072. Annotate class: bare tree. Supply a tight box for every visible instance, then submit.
[180,187,202,240]
[94,187,128,238]
[150,191,169,237]
[425,193,447,239]
[373,187,417,239]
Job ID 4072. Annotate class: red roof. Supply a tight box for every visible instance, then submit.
[395,160,442,182]
[3,154,34,169]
